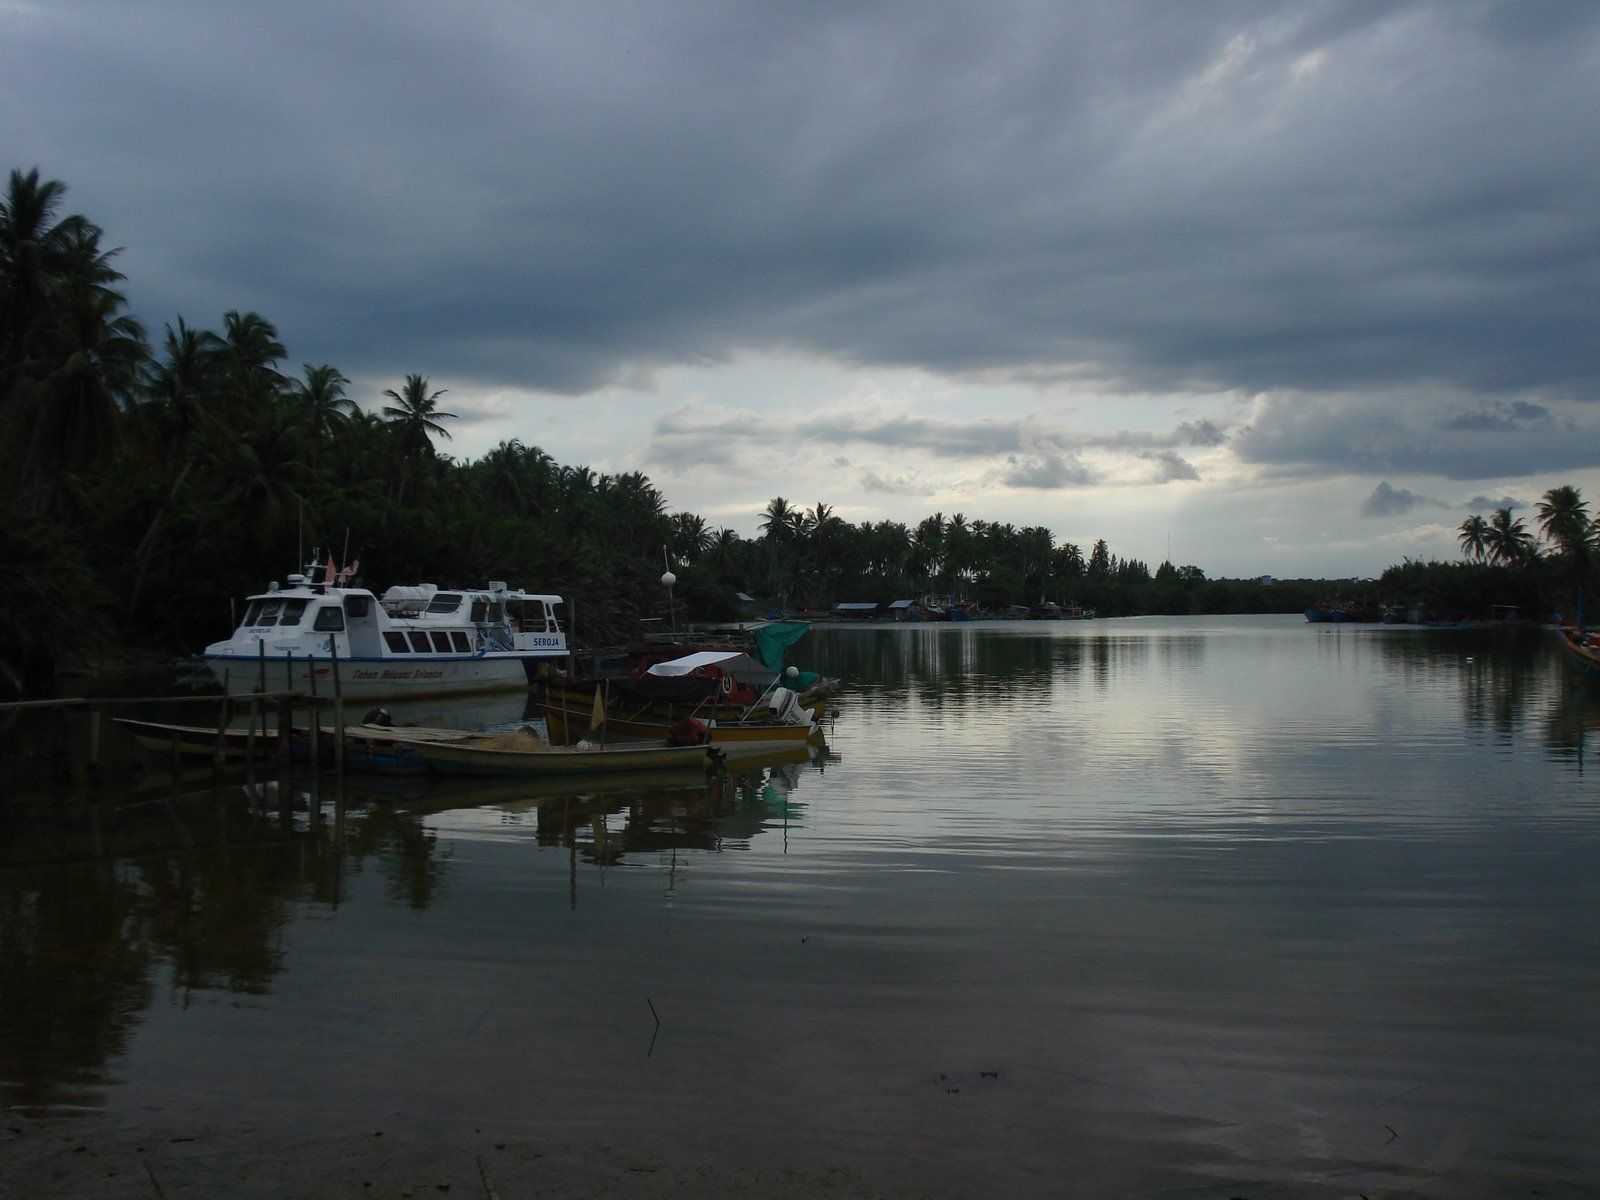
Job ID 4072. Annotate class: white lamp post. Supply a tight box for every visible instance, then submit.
[661,548,678,634]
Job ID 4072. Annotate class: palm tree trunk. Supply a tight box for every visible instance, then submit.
[129,458,195,609]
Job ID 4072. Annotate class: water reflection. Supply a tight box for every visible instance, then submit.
[5,619,1599,1196]
[0,749,828,1115]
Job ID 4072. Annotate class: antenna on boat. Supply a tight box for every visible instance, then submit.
[298,496,304,572]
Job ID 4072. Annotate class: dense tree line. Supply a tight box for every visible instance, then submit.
[2,166,1497,692]
[1372,488,1600,622]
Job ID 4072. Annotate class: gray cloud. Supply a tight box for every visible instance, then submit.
[1233,392,1600,480]
[1,1,1595,405]
[860,469,936,496]
[1438,401,1551,433]
[998,453,1093,490]
[1359,481,1446,518]
[1466,494,1529,512]
[1142,450,1201,483]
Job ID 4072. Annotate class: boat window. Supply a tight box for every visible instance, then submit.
[486,602,504,623]
[344,595,371,618]
[257,599,281,627]
[383,632,408,653]
[450,631,471,652]
[430,631,453,653]
[243,600,263,626]
[550,601,567,633]
[426,593,463,614]
[312,605,344,632]
[408,632,431,653]
[278,599,308,627]
[470,600,487,623]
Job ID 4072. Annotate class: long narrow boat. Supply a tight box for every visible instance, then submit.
[394,728,721,776]
[115,717,271,760]
[116,717,478,775]
[1556,625,1600,685]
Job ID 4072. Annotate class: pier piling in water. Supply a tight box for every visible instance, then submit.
[329,639,345,781]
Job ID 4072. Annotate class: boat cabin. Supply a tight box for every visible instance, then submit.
[208,571,567,664]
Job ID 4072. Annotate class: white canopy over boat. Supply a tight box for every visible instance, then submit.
[645,650,784,693]
[646,651,764,677]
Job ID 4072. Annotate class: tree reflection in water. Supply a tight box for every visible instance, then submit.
[0,751,826,1114]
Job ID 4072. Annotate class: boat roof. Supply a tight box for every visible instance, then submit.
[647,651,762,676]
[247,584,561,602]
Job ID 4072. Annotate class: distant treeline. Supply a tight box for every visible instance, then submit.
[1371,492,1600,623]
[2,167,1588,691]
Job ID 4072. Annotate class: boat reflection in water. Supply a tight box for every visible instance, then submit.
[0,740,830,1117]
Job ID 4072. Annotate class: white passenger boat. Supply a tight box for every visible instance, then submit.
[201,560,569,699]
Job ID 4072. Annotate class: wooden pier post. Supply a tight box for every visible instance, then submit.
[329,639,345,781]
[306,654,321,772]
[276,695,293,771]
[86,703,103,786]
[245,697,258,782]
[213,672,230,771]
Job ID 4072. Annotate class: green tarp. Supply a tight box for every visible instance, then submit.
[754,621,821,691]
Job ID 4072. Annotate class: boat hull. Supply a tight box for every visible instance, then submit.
[543,695,814,748]
[399,737,718,777]
[1557,627,1600,684]
[202,652,550,699]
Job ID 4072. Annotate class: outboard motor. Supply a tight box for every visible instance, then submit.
[765,687,813,727]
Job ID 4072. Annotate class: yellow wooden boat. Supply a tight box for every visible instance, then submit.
[392,726,721,776]
[543,690,814,749]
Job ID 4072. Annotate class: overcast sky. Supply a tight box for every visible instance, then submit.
[5,0,1598,577]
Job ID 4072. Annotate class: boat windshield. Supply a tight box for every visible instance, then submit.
[426,593,463,614]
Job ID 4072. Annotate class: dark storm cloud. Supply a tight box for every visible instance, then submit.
[1358,481,1445,518]
[1233,392,1600,480]
[3,0,1597,417]
[1438,401,1551,433]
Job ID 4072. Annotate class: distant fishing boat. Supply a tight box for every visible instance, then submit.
[201,556,569,699]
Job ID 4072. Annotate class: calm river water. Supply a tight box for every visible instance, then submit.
[3,615,1599,1197]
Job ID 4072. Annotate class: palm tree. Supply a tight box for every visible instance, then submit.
[1457,514,1489,562]
[381,373,456,455]
[382,373,456,504]
[760,497,795,540]
[1484,508,1536,567]
[293,363,354,470]
[1536,486,1590,559]
[671,511,711,561]
[0,168,94,383]
[218,310,288,408]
